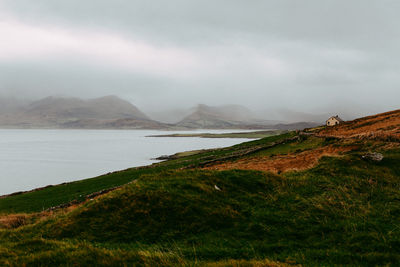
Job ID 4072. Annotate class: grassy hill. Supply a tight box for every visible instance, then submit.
[0,110,400,266]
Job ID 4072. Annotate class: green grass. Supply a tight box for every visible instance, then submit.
[1,131,400,265]
[0,238,189,266]
[248,136,325,157]
[0,236,287,266]
[0,168,156,214]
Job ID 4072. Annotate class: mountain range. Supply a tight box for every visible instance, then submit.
[0,96,318,130]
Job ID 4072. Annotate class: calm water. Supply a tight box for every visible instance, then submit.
[0,129,250,195]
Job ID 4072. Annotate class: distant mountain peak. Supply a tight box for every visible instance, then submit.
[176,104,260,129]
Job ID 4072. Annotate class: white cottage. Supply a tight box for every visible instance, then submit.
[326,115,343,126]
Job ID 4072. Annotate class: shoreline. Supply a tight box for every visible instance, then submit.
[147,130,283,139]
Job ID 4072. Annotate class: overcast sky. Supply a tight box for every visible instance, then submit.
[0,0,399,117]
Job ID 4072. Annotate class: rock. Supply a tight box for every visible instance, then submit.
[362,152,384,162]
[152,154,179,160]
[152,155,171,160]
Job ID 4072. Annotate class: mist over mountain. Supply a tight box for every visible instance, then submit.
[0,1,399,128]
[148,105,259,125]
[27,95,149,120]
[176,104,277,129]
[256,102,383,124]
[0,95,162,129]
[0,97,29,113]
[255,109,331,124]
[0,95,323,130]
[147,108,192,124]
[149,103,378,128]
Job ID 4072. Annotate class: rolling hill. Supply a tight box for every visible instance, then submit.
[0,109,399,265]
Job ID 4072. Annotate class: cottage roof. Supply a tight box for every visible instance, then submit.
[326,115,344,123]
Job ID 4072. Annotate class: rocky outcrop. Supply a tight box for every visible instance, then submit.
[362,152,384,162]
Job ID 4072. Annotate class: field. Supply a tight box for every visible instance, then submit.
[1,110,400,266]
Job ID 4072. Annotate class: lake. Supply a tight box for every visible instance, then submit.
[0,129,251,195]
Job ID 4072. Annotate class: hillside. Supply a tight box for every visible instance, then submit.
[316,109,400,140]
[176,104,271,129]
[0,109,399,265]
[0,96,167,129]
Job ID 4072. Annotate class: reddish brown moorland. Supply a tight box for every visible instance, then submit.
[316,109,400,140]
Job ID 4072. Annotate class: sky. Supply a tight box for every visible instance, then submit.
[0,0,399,118]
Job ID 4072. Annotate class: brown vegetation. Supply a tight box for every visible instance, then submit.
[316,109,400,141]
[204,145,356,173]
[0,214,29,229]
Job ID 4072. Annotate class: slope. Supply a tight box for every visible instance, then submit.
[317,109,400,140]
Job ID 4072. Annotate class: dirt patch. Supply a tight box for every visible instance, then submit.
[0,214,28,229]
[204,145,356,173]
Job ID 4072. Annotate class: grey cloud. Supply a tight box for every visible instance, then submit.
[0,0,399,118]
[3,0,399,47]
